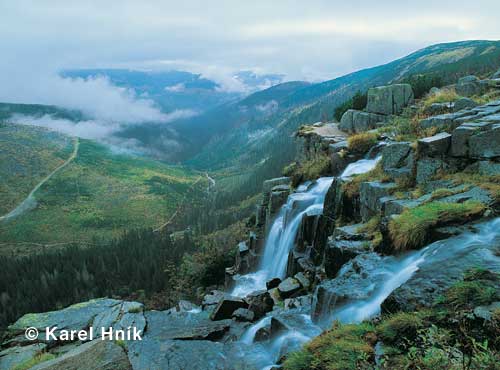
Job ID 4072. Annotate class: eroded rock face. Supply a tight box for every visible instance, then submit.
[366,84,414,115]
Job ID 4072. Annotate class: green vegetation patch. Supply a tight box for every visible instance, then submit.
[284,322,376,370]
[347,132,378,154]
[0,133,204,251]
[285,154,331,187]
[388,200,485,251]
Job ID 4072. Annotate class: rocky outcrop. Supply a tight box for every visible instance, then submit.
[381,142,414,182]
[455,75,487,97]
[256,177,291,229]
[366,84,414,115]
[339,109,388,133]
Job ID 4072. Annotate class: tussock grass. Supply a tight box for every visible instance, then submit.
[288,154,331,187]
[347,132,378,154]
[388,201,486,252]
[422,88,459,108]
[443,172,500,202]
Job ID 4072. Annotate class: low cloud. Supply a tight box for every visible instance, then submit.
[164,83,186,92]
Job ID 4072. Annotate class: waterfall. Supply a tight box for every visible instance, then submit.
[231,156,381,298]
[231,152,499,369]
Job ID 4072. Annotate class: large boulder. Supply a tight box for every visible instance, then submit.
[450,122,490,157]
[417,132,451,157]
[455,75,485,97]
[278,278,302,299]
[202,290,225,309]
[454,97,478,111]
[366,84,414,115]
[210,296,248,321]
[244,290,274,319]
[232,308,255,322]
[359,181,398,221]
[416,158,449,184]
[324,238,369,278]
[339,109,388,133]
[144,311,233,341]
[7,298,125,344]
[469,123,500,159]
[30,340,131,370]
[381,142,412,169]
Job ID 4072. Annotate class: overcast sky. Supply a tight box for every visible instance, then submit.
[0,0,499,120]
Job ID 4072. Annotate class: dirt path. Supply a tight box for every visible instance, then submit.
[0,137,80,223]
[153,174,206,233]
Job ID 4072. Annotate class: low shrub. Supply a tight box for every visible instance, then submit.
[388,201,485,251]
[334,91,367,121]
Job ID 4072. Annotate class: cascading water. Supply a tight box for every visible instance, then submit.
[231,157,382,367]
[231,157,382,298]
[314,217,500,327]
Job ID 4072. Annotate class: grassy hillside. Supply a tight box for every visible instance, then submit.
[0,124,74,214]
[0,123,206,254]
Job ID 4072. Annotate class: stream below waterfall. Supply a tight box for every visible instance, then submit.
[227,156,500,369]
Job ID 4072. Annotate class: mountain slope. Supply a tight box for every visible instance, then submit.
[0,123,206,254]
[182,40,500,197]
